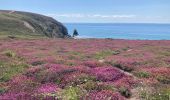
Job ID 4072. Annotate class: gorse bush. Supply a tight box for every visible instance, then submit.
[4,50,16,58]
[119,87,132,98]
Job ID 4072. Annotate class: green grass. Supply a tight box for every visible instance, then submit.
[0,12,51,39]
[159,50,170,57]
[0,15,34,35]
[0,88,6,94]
[68,51,85,60]
[57,87,86,100]
[140,86,170,100]
[0,50,28,82]
[134,71,150,78]
[94,50,120,60]
[0,32,47,40]
[0,63,28,82]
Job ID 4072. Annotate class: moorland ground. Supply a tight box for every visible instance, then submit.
[0,38,170,99]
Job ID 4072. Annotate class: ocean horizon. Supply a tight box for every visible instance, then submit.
[64,23,170,40]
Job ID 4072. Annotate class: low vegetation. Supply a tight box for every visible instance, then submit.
[134,71,150,78]
[0,39,170,99]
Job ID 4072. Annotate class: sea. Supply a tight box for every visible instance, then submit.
[64,23,170,40]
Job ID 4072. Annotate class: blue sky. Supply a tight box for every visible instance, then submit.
[0,0,170,23]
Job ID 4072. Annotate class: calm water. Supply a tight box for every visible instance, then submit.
[64,23,170,40]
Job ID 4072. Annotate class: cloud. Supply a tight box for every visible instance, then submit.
[89,14,136,18]
[48,14,85,18]
[47,13,136,19]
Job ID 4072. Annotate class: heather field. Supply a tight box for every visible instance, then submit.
[0,38,170,100]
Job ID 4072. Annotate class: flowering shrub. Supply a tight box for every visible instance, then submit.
[83,60,105,68]
[0,92,35,100]
[9,80,39,94]
[114,75,138,89]
[10,75,34,84]
[35,83,60,94]
[24,66,42,77]
[1,39,170,99]
[113,58,138,72]
[90,67,124,82]
[85,90,125,100]
[140,67,170,84]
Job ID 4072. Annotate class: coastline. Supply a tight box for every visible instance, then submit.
[65,23,170,40]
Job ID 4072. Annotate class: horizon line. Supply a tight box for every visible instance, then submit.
[63,22,170,25]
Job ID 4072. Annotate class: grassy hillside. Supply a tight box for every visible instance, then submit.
[0,10,69,39]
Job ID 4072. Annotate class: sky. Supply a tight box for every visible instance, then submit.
[0,0,170,23]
